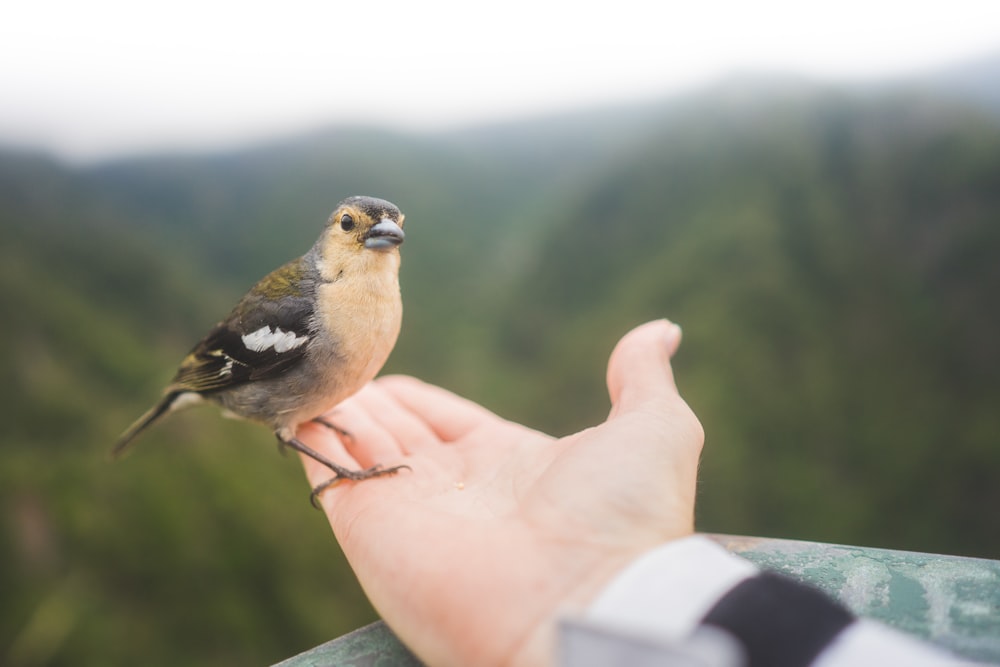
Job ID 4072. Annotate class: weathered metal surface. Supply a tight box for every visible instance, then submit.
[275,535,1000,666]
[273,620,421,667]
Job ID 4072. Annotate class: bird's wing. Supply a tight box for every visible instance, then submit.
[169,258,317,394]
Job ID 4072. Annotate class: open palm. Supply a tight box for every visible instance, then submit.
[297,320,703,667]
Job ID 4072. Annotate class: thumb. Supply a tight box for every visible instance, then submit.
[606,319,683,415]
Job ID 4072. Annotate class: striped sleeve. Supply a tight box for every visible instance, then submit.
[561,535,979,667]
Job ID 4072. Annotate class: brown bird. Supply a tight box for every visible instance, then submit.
[112,195,409,503]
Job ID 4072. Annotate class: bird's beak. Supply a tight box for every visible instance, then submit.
[364,219,405,250]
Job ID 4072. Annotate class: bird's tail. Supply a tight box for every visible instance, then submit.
[110,391,185,459]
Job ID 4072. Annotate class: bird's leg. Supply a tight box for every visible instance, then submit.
[276,433,409,508]
[275,416,349,457]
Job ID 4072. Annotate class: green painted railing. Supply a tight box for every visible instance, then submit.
[274,535,1000,666]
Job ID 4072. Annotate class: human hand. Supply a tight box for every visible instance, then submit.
[297,319,704,667]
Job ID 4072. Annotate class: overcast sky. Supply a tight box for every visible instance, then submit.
[3,0,999,163]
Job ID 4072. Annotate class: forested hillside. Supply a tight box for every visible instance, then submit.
[3,71,1000,666]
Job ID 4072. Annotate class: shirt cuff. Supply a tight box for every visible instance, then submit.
[814,620,974,667]
[586,534,758,641]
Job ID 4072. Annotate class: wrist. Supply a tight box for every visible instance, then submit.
[584,535,758,639]
[506,537,682,667]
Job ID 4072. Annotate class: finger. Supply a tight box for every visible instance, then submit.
[351,381,442,455]
[375,375,500,442]
[606,319,682,415]
[315,390,408,467]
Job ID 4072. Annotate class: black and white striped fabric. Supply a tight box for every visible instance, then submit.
[560,536,979,666]
[701,571,853,667]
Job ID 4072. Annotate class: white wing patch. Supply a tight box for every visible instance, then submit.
[241,326,309,354]
[172,392,205,410]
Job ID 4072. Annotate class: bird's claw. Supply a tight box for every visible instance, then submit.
[278,433,409,508]
[309,477,341,508]
[308,463,412,509]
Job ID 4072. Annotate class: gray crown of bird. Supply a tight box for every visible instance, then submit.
[112,195,409,504]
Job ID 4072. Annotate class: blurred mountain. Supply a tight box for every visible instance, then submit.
[917,51,1000,114]
[3,57,1000,665]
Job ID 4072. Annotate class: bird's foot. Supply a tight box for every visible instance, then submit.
[308,463,410,508]
[276,434,409,508]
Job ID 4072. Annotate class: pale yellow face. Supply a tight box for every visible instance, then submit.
[315,196,405,283]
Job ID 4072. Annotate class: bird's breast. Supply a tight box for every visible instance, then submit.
[313,268,402,397]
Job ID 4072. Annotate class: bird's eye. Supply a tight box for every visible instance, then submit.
[340,214,355,232]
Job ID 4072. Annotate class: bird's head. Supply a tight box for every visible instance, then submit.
[316,196,405,279]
